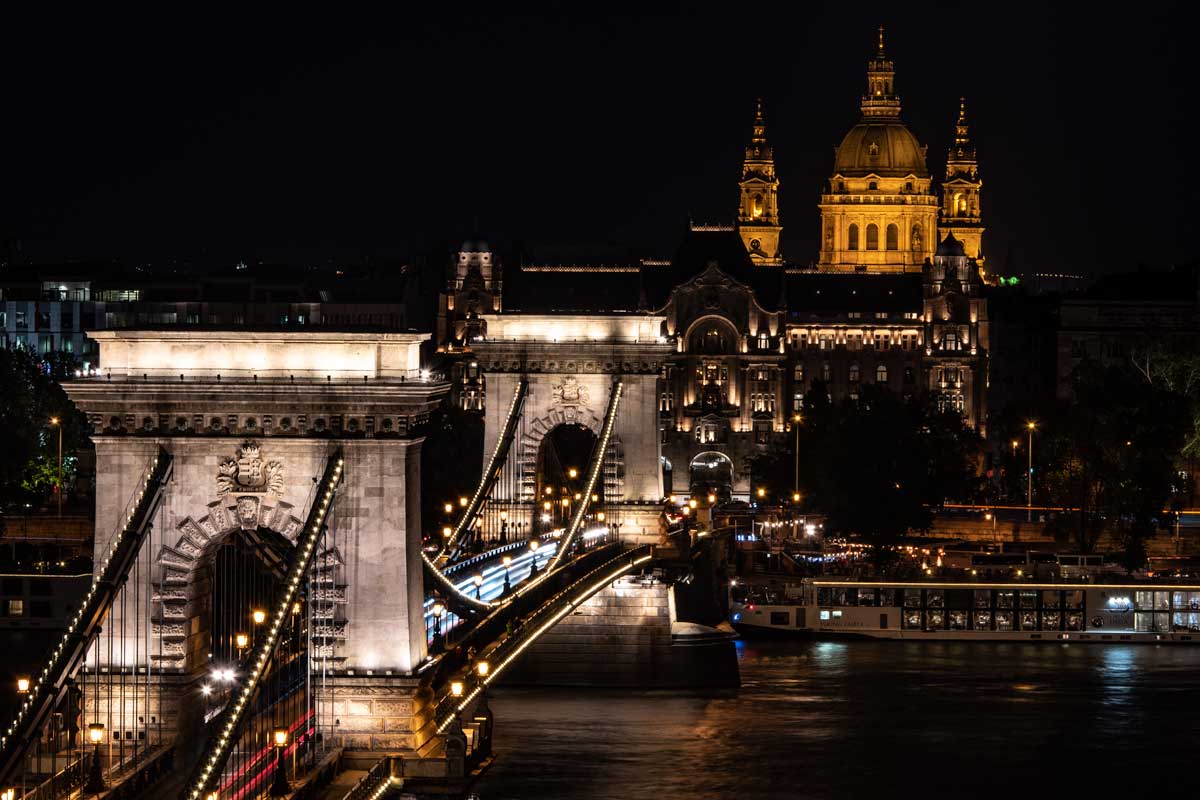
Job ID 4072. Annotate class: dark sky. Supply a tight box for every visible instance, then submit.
[0,2,1191,276]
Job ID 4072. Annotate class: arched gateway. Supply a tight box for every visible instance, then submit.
[473,313,673,541]
[64,330,448,749]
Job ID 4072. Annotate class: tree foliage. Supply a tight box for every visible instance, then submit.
[0,349,89,513]
[752,381,985,563]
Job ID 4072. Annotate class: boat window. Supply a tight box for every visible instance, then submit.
[927,590,944,609]
[1021,611,1038,630]
[1173,612,1200,631]
[1020,591,1038,609]
[770,611,789,626]
[946,589,972,608]
[1041,611,1061,631]
[996,591,1015,609]
[904,589,922,608]
[1065,612,1083,631]
[1042,591,1062,609]
[819,609,831,621]
[949,610,968,630]
[928,610,945,629]
[903,610,922,630]
[832,610,843,618]
[845,588,859,606]
[858,588,877,606]
[974,590,991,609]
[975,611,992,630]
[995,611,1013,631]
[1173,592,1200,610]
[1064,591,1084,610]
[818,588,835,606]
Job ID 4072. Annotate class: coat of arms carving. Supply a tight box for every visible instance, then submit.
[217,441,285,495]
[551,376,589,406]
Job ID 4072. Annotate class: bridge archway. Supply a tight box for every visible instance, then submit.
[689,451,734,500]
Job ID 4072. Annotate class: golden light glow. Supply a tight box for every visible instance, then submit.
[442,526,453,537]
[756,488,766,498]
[530,540,540,552]
[444,503,454,514]
[1026,421,1037,431]
[450,681,464,698]
[292,601,301,614]
[4,789,17,800]
[543,501,552,511]
[597,512,606,521]
[431,602,445,617]
[574,493,582,501]
[544,487,553,496]
[252,609,266,625]
[591,493,599,502]
[472,574,483,586]
[476,660,490,677]
[235,633,249,649]
[561,498,570,507]
[568,468,578,479]
[707,493,716,504]
[792,492,801,502]
[502,556,512,567]
[273,728,289,747]
[500,510,508,521]
[16,677,29,694]
[681,506,691,516]
[206,793,219,800]
[88,723,105,744]
[459,496,469,507]
[688,499,698,509]
[49,417,59,425]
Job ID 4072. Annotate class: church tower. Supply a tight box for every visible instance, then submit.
[939,98,985,266]
[737,99,782,266]
[817,28,937,273]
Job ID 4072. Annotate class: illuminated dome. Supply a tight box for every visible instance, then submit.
[833,120,928,178]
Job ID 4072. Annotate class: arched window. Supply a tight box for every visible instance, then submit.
[848,224,859,251]
[876,364,888,383]
[849,363,860,383]
[911,224,923,253]
[868,181,878,190]
[866,224,879,250]
[793,363,804,382]
[757,332,770,350]
[752,194,764,219]
[886,223,899,250]
[955,192,967,215]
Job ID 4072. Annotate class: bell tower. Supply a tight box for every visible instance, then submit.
[939,98,985,266]
[737,99,782,266]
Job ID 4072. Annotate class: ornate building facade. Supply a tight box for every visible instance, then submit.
[436,29,991,500]
[736,99,783,267]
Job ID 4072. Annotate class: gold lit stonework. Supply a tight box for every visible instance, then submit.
[938,97,985,267]
[817,27,937,273]
[737,98,782,266]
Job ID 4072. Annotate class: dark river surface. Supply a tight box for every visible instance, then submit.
[471,639,1199,799]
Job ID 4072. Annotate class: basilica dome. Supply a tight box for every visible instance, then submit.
[833,120,928,178]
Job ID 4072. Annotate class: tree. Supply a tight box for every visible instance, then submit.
[1039,359,1190,564]
[0,349,89,514]
[754,382,984,565]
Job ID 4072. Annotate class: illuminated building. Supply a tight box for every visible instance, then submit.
[938,98,985,267]
[736,99,782,267]
[816,28,939,274]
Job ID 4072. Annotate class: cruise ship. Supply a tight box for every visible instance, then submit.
[730,578,1200,643]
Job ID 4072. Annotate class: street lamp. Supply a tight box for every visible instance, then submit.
[756,487,766,500]
[235,632,249,652]
[270,727,290,796]
[1026,421,1037,522]
[49,417,62,518]
[472,574,483,600]
[476,660,490,679]
[444,502,454,515]
[86,722,106,794]
[16,677,29,694]
[792,413,802,502]
[502,555,512,594]
[568,467,578,479]
[252,609,266,626]
[450,680,464,698]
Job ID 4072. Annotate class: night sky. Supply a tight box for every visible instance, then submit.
[0,3,1190,276]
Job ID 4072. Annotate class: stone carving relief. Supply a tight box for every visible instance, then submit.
[551,376,589,407]
[217,440,284,495]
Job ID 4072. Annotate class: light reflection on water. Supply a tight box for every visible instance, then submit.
[471,640,1200,800]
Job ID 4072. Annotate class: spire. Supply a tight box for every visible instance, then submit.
[861,26,901,118]
[947,97,977,172]
[751,97,766,145]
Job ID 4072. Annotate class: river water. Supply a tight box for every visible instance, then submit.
[471,639,1199,799]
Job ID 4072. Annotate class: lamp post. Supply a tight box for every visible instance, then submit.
[85,722,106,795]
[1026,422,1037,522]
[49,417,62,517]
[501,555,512,594]
[16,677,29,694]
[472,574,483,600]
[270,728,290,796]
[792,413,802,501]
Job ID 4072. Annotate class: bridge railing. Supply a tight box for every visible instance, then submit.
[431,543,655,734]
[0,448,173,791]
[181,451,344,800]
